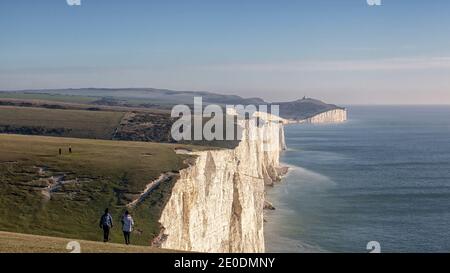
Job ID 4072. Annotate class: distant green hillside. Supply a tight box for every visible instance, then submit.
[0,89,344,120]
[0,105,179,144]
[0,88,265,107]
[0,91,97,104]
[0,106,124,139]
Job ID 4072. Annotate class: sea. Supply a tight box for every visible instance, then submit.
[264,106,450,253]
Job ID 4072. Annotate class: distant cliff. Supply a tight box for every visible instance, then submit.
[302,108,347,124]
[274,97,347,123]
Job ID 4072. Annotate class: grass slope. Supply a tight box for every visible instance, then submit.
[0,134,197,246]
[0,106,124,139]
[0,231,178,253]
[0,92,97,104]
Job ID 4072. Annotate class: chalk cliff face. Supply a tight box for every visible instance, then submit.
[303,108,347,124]
[159,115,286,253]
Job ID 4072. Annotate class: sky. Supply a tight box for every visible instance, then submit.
[1,0,450,104]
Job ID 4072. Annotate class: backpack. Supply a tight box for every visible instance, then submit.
[101,214,110,227]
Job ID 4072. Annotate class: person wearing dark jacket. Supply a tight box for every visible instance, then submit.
[99,208,113,242]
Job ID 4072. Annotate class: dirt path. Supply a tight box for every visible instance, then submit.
[127,172,177,208]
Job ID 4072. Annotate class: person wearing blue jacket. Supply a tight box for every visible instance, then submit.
[99,208,113,242]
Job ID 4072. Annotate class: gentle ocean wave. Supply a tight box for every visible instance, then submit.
[265,106,450,252]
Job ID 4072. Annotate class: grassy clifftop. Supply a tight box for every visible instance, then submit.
[0,231,178,253]
[0,134,200,246]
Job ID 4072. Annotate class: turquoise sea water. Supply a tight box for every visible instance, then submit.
[264,106,450,253]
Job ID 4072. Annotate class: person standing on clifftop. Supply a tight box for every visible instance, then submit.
[99,208,113,242]
[121,210,134,245]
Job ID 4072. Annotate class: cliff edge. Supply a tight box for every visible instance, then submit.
[157,113,286,253]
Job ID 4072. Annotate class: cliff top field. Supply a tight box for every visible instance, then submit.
[0,106,124,139]
[0,105,178,143]
[0,104,241,147]
[0,231,178,253]
[0,91,98,104]
[0,134,206,246]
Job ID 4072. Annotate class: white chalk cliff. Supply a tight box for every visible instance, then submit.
[159,113,286,253]
[303,108,347,124]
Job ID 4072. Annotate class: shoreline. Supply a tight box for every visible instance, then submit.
[263,125,332,253]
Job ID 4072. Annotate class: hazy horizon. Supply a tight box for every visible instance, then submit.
[3,86,450,106]
[1,0,450,105]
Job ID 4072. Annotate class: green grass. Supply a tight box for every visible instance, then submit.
[0,92,98,104]
[0,231,179,253]
[0,106,124,139]
[0,134,200,246]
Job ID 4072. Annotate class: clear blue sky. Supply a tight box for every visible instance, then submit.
[1,0,449,104]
